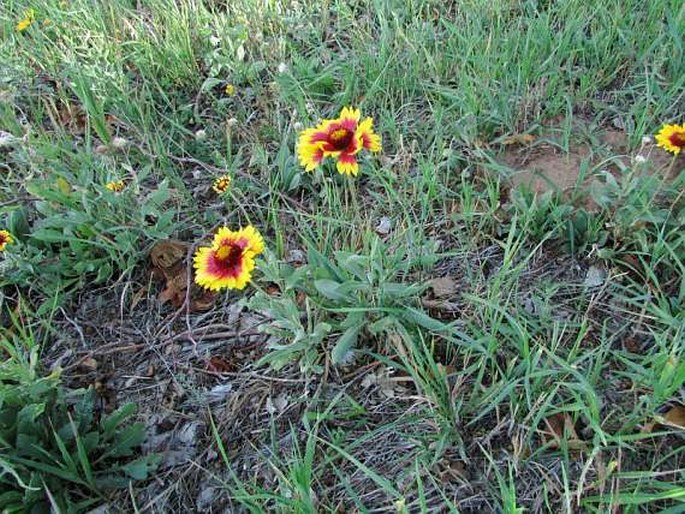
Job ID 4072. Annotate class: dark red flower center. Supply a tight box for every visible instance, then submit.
[328,127,354,151]
[213,242,244,277]
[0,234,7,245]
[669,131,685,148]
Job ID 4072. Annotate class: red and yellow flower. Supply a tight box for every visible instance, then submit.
[655,123,685,155]
[0,230,13,251]
[297,107,381,176]
[193,226,264,291]
[212,175,232,194]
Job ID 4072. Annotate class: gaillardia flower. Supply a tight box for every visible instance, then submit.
[16,9,35,32]
[105,180,125,193]
[0,230,13,251]
[194,226,265,291]
[297,106,381,176]
[655,123,685,155]
[213,175,232,194]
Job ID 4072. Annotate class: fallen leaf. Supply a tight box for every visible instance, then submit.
[190,289,216,312]
[206,356,235,374]
[79,357,98,371]
[643,405,685,433]
[427,277,458,299]
[662,406,685,428]
[150,240,189,269]
[539,413,586,450]
[502,133,536,145]
[265,284,281,296]
[150,240,215,311]
[421,298,461,312]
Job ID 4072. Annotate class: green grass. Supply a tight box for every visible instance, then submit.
[1,0,684,512]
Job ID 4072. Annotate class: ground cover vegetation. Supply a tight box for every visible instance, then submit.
[0,0,684,512]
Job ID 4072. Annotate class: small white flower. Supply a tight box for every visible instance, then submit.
[641,135,653,144]
[195,129,207,141]
[293,121,303,131]
[635,154,648,164]
[277,62,288,74]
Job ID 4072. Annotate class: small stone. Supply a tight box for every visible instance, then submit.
[375,216,392,235]
[583,265,607,288]
[286,249,306,264]
[0,131,18,149]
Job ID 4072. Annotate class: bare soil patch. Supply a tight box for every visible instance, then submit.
[498,123,680,206]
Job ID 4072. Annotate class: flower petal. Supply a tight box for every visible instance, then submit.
[239,225,265,255]
[357,117,382,152]
[336,153,359,176]
[339,107,361,124]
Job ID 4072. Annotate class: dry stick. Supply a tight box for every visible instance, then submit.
[183,239,202,357]
[62,344,146,372]
[163,329,261,345]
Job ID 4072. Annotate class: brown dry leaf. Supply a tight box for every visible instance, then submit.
[421,298,461,312]
[79,357,98,371]
[539,413,586,450]
[662,406,685,428]
[206,356,235,374]
[427,277,458,299]
[502,133,536,145]
[643,405,685,433]
[150,240,189,269]
[265,284,281,296]
[190,289,216,312]
[150,239,215,311]
[158,282,184,307]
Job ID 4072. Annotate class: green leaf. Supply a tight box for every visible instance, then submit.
[401,307,451,332]
[314,279,350,302]
[331,326,360,365]
[119,454,161,480]
[102,403,137,439]
[200,77,224,92]
[97,422,145,460]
